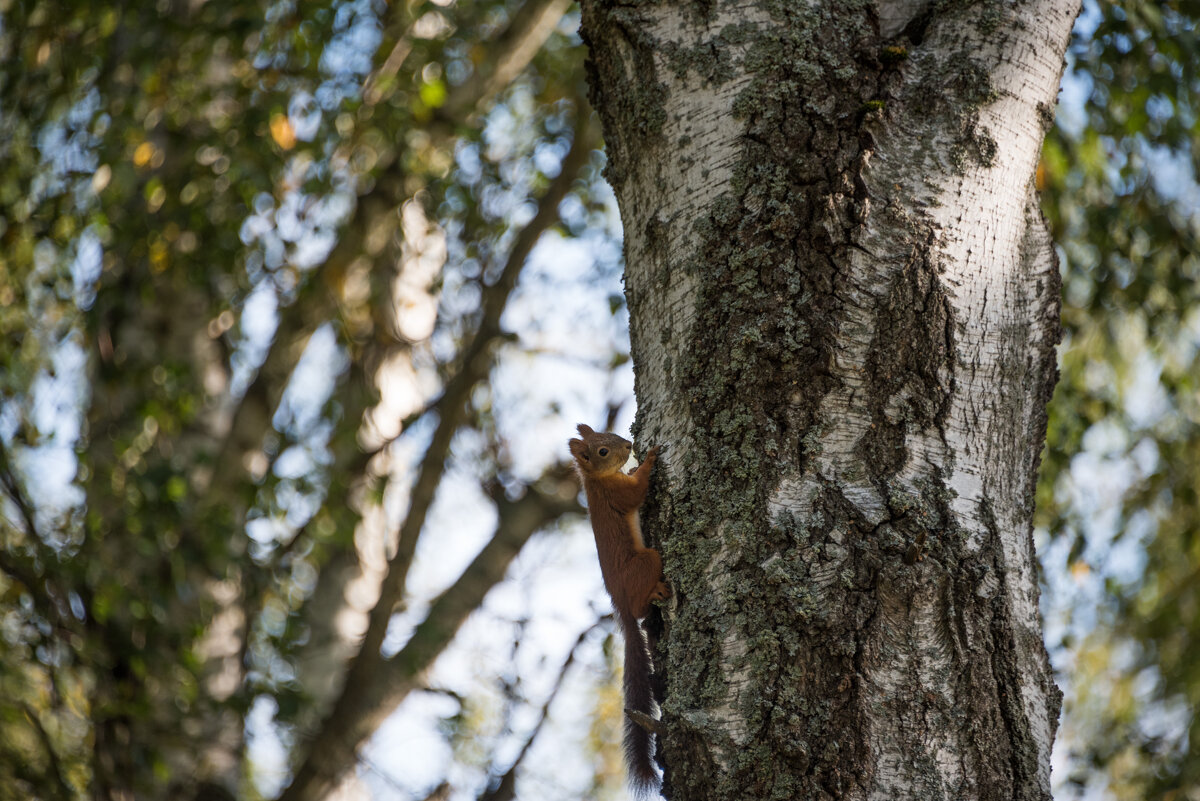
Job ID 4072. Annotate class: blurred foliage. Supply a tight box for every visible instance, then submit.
[1038,0,1200,798]
[0,0,623,799]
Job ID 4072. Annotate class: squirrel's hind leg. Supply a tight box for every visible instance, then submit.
[629,548,667,619]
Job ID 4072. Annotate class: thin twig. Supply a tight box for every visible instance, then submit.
[443,0,573,118]
[363,34,413,106]
[276,57,595,801]
[208,0,573,502]
[277,464,582,801]
[480,616,611,801]
[352,108,597,661]
[0,443,72,629]
[0,443,41,545]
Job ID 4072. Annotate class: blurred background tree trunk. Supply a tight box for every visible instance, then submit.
[581,1,1078,797]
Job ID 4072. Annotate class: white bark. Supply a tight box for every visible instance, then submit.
[582,1,1078,798]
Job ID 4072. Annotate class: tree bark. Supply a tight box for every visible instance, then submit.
[581,2,1077,799]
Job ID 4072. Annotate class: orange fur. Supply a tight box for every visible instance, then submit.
[569,425,669,618]
[569,424,667,797]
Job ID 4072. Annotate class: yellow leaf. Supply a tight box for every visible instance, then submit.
[133,141,155,167]
[149,240,169,273]
[270,113,295,149]
[419,78,446,109]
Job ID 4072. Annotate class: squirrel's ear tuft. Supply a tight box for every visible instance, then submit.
[569,438,589,461]
[576,423,595,437]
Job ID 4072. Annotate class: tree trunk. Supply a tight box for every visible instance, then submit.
[580,2,1078,799]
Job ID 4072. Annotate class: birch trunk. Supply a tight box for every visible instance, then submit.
[580,2,1078,798]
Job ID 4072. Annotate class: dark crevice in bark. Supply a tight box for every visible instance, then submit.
[580,10,667,190]
[858,250,956,476]
[979,496,1041,801]
[1020,201,1066,513]
[901,11,934,47]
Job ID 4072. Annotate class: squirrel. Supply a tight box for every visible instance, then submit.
[568,424,669,799]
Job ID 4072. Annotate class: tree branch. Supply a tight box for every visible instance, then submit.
[21,702,72,801]
[350,110,597,476]
[207,0,574,502]
[273,32,591,801]
[442,0,573,118]
[362,33,413,107]
[479,617,608,801]
[277,466,582,801]
[342,111,595,670]
[0,443,74,630]
[0,446,39,542]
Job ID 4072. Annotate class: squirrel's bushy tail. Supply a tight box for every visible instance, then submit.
[620,608,659,799]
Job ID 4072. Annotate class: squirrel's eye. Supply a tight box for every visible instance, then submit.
[598,448,609,457]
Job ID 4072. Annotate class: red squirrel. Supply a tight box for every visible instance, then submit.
[569,424,668,798]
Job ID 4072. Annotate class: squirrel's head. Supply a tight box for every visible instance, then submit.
[569,424,633,476]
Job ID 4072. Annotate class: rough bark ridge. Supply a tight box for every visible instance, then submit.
[581,1,1077,799]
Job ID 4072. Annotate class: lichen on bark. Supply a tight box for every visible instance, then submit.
[580,0,1076,797]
